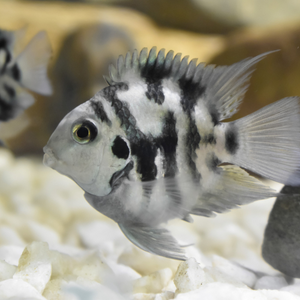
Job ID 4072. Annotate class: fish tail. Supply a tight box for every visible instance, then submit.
[226,97,300,185]
[9,31,52,95]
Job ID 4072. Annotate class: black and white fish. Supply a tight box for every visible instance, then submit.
[43,47,300,260]
[0,28,52,122]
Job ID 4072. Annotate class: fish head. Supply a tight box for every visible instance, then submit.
[43,98,132,197]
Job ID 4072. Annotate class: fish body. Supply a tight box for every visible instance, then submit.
[0,28,52,122]
[44,48,300,260]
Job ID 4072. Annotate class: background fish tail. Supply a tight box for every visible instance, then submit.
[228,97,300,185]
[12,31,52,95]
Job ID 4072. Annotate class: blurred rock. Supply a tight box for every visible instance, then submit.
[122,0,235,34]
[262,185,300,278]
[254,275,289,290]
[0,260,17,281]
[133,268,173,294]
[211,255,257,288]
[192,0,300,29]
[0,278,47,300]
[120,0,300,34]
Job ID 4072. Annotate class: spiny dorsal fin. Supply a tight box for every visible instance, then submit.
[105,47,202,85]
[105,47,278,121]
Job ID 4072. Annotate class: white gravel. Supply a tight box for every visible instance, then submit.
[0,148,299,300]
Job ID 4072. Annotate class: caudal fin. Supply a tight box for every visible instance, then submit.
[227,97,300,185]
[11,31,52,95]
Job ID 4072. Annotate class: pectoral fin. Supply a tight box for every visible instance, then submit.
[119,223,186,260]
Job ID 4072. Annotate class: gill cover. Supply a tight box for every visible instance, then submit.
[44,100,132,197]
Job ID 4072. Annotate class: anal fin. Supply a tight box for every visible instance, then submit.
[192,165,277,215]
[119,223,186,260]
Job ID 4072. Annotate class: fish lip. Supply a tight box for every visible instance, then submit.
[43,146,58,168]
[109,161,134,190]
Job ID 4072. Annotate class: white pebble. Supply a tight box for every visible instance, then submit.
[0,278,47,299]
[0,260,17,281]
[0,225,26,246]
[77,220,124,249]
[64,278,125,300]
[281,283,300,297]
[174,258,207,293]
[0,245,25,265]
[254,275,289,290]
[106,260,141,293]
[0,149,14,170]
[43,278,68,300]
[73,253,116,285]
[133,268,173,294]
[205,266,245,288]
[132,293,156,300]
[119,246,180,275]
[24,220,61,245]
[212,255,257,287]
[13,241,52,293]
[175,281,300,300]
[46,248,75,279]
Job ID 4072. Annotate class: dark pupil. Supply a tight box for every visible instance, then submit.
[77,126,89,138]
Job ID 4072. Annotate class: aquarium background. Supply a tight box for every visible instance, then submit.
[0,1,300,299]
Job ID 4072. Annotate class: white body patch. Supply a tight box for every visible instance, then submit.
[194,101,213,135]
[117,82,165,137]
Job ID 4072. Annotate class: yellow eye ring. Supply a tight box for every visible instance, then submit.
[72,121,98,144]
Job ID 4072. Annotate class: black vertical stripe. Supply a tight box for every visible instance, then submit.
[185,116,201,181]
[225,123,239,155]
[101,84,157,182]
[90,100,112,126]
[178,74,205,181]
[155,111,178,177]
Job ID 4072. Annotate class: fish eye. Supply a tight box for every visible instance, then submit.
[72,120,98,144]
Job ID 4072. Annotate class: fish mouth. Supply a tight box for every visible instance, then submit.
[43,146,58,168]
[109,161,134,190]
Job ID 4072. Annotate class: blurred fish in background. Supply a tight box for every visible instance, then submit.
[0,28,52,143]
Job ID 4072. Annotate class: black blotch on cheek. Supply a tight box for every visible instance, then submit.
[112,136,130,159]
[225,124,239,155]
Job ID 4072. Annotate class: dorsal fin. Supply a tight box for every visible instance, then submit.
[202,50,279,121]
[104,47,200,85]
[105,47,278,121]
